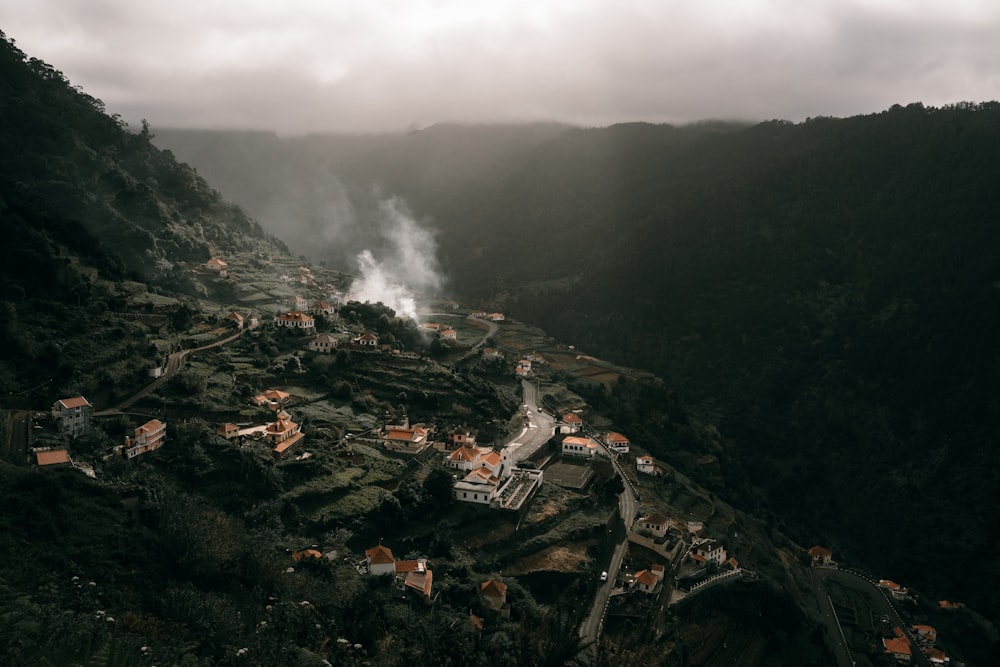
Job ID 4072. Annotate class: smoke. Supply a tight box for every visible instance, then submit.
[347,197,444,321]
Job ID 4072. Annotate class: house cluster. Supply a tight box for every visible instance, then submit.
[419,322,457,340]
[46,395,167,464]
[219,388,307,458]
[882,623,950,664]
[364,544,433,602]
[445,429,543,510]
[274,294,343,333]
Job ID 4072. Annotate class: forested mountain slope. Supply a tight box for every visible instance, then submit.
[157,105,1000,623]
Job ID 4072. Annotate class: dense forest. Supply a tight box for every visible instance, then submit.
[157,104,1000,624]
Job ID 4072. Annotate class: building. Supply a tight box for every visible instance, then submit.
[253,389,291,410]
[34,448,71,467]
[911,625,937,645]
[634,568,663,594]
[308,333,338,353]
[204,258,228,276]
[883,627,912,663]
[51,396,93,438]
[480,580,508,611]
[562,435,598,458]
[267,415,304,459]
[559,412,583,434]
[636,513,672,538]
[487,313,505,321]
[440,328,457,340]
[353,331,379,347]
[383,424,432,453]
[227,311,245,329]
[216,422,240,440]
[276,311,315,331]
[365,545,396,576]
[289,295,309,311]
[396,559,433,601]
[878,579,910,601]
[807,545,833,567]
[692,540,728,566]
[482,347,503,360]
[311,300,337,317]
[123,419,166,459]
[605,431,630,453]
[449,427,477,449]
[636,455,657,475]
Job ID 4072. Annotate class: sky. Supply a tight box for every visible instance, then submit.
[2,0,999,134]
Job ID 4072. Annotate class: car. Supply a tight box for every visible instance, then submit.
[600,571,608,582]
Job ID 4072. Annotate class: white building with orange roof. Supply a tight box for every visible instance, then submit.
[883,627,912,662]
[562,435,598,458]
[447,444,496,472]
[807,545,834,566]
[605,431,630,453]
[276,311,315,331]
[204,258,228,276]
[878,579,910,601]
[480,579,509,611]
[52,396,93,438]
[634,568,662,594]
[365,545,396,576]
[253,389,291,410]
[637,513,672,538]
[636,455,657,475]
[267,415,304,459]
[559,412,583,434]
[308,333,338,354]
[311,300,337,317]
[353,331,379,347]
[123,419,166,459]
[383,424,432,453]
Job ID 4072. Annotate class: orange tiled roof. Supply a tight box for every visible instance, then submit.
[273,431,305,454]
[563,436,594,447]
[879,579,901,590]
[481,580,508,597]
[482,451,501,466]
[365,545,394,564]
[57,396,91,409]
[36,449,70,466]
[561,413,582,423]
[606,432,629,443]
[404,568,433,597]
[883,628,911,656]
[139,419,164,433]
[394,559,426,574]
[292,549,322,561]
[808,545,832,558]
[635,570,658,586]
[641,513,670,525]
[450,446,483,462]
[278,311,313,322]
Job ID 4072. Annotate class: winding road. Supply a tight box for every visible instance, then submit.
[579,439,638,647]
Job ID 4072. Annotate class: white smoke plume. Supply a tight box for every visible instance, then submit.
[347,197,443,321]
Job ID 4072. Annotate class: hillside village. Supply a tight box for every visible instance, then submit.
[8,247,975,666]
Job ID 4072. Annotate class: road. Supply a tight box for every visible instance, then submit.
[811,567,931,667]
[505,380,555,463]
[98,328,243,414]
[578,439,638,647]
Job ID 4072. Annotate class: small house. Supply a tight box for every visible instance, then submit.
[52,396,93,438]
[308,333,338,353]
[365,545,396,576]
[807,545,833,567]
[123,419,166,459]
[562,435,597,458]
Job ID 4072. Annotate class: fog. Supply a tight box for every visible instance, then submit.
[2,1,999,134]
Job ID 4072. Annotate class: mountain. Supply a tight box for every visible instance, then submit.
[155,106,1000,625]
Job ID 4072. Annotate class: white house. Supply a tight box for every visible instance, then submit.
[311,300,337,317]
[204,258,228,276]
[562,435,598,458]
[452,448,514,505]
[636,456,657,475]
[692,539,728,566]
[637,513,672,538]
[308,333,338,353]
[605,432,630,454]
[52,396,93,438]
[365,545,396,576]
[559,412,583,434]
[634,565,664,594]
[276,311,315,331]
[289,295,309,311]
[353,331,379,347]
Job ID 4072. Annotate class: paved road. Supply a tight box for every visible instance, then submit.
[811,567,930,667]
[506,380,555,463]
[579,440,638,646]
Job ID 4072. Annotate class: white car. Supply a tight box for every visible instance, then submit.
[600,571,608,582]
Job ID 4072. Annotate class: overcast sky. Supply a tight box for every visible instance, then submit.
[2,0,999,134]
